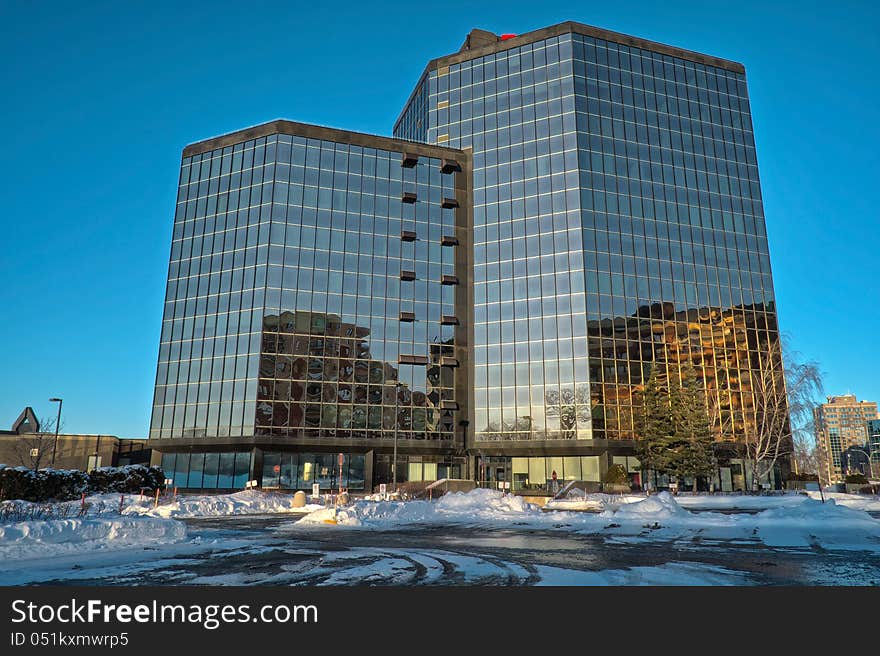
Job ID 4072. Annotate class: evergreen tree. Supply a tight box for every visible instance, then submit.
[664,363,716,492]
[634,367,675,488]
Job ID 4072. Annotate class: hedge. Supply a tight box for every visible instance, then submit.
[0,465,165,502]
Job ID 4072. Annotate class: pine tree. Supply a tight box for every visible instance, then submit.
[665,363,716,492]
[634,367,675,489]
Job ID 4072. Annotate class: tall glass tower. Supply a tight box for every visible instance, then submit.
[396,22,785,491]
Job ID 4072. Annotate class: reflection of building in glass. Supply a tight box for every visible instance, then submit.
[814,395,879,484]
[396,22,787,490]
[256,310,458,441]
[148,120,472,490]
[868,419,880,469]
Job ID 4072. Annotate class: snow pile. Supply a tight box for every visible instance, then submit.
[545,492,646,512]
[0,516,187,561]
[675,494,808,512]
[606,492,688,520]
[806,491,880,513]
[300,488,541,528]
[117,490,323,519]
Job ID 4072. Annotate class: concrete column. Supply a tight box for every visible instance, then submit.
[251,448,264,486]
[363,450,374,493]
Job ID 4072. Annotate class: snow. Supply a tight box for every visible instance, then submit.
[806,491,880,512]
[116,490,324,519]
[299,487,536,527]
[0,490,323,564]
[544,492,646,512]
[297,488,880,553]
[609,492,689,520]
[48,490,326,519]
[0,516,187,561]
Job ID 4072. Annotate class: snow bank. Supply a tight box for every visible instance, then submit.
[605,492,688,520]
[545,492,646,513]
[674,494,808,511]
[300,488,541,528]
[0,516,187,561]
[806,491,880,513]
[86,490,324,519]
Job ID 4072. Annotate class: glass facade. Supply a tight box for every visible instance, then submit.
[160,451,251,490]
[150,122,471,489]
[395,26,784,458]
[261,452,365,490]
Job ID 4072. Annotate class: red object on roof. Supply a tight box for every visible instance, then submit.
[500,34,517,40]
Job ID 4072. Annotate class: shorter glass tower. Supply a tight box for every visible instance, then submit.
[149,120,473,491]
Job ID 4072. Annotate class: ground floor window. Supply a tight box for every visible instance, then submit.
[261,452,366,491]
[161,451,251,490]
[482,456,603,493]
[373,455,464,487]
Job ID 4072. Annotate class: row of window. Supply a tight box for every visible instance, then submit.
[160,451,252,490]
[261,452,367,491]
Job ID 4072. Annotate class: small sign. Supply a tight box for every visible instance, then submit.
[504,481,510,490]
[164,478,173,485]
[312,483,320,498]
[273,464,281,473]
[497,482,504,490]
[29,448,39,457]
[379,483,387,496]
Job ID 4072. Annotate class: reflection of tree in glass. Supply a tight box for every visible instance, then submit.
[544,386,591,439]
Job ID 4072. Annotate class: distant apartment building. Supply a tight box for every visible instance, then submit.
[814,395,879,484]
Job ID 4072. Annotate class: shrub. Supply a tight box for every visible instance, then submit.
[845,473,869,485]
[0,468,88,502]
[87,465,164,494]
[0,465,165,502]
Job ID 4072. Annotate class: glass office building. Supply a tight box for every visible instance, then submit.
[149,120,473,490]
[395,22,786,491]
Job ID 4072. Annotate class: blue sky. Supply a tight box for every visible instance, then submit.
[1,1,877,437]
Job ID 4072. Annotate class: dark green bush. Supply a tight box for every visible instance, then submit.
[87,465,164,494]
[845,473,869,485]
[0,465,165,502]
[0,467,88,502]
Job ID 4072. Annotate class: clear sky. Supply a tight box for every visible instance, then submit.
[1,0,878,437]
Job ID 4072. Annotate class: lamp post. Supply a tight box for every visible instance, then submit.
[49,397,63,468]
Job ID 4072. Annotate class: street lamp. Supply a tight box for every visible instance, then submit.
[49,397,63,468]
